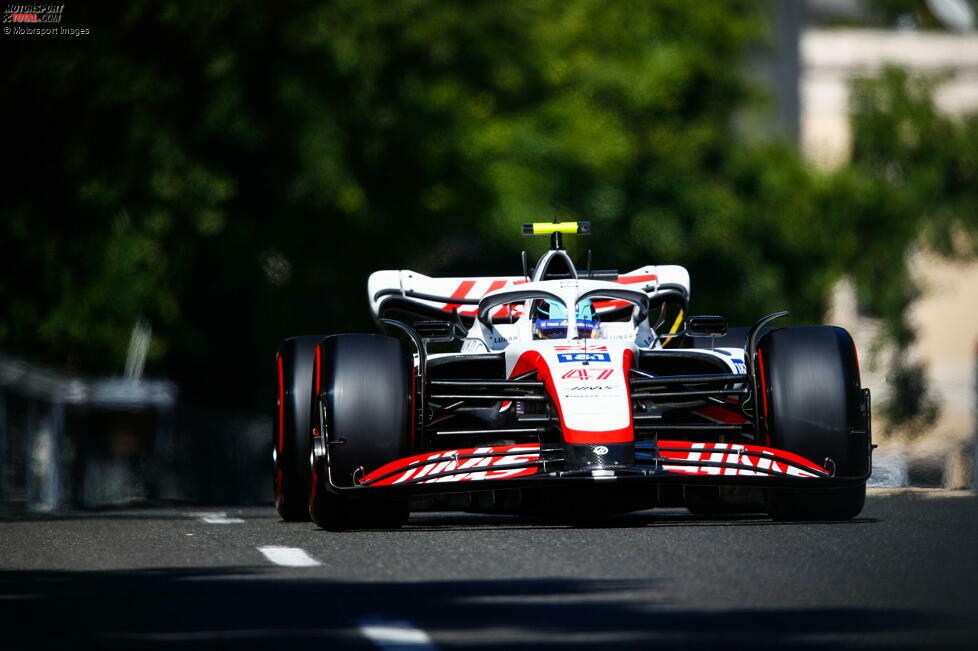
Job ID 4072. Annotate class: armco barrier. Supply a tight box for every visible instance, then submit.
[0,355,176,512]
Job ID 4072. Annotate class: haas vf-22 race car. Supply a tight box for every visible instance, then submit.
[273,222,872,530]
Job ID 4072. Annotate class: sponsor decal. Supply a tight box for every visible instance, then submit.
[732,359,747,374]
[658,441,823,478]
[556,352,611,363]
[593,445,609,456]
[536,318,568,329]
[361,445,540,486]
[564,385,616,392]
[561,368,614,380]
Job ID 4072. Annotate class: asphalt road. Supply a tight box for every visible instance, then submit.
[1,489,976,650]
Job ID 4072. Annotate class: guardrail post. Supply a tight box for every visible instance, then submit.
[0,389,7,513]
[47,400,64,511]
[25,398,40,510]
[25,398,63,512]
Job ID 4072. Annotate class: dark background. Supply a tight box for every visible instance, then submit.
[4,0,977,428]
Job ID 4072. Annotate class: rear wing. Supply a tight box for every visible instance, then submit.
[368,266,690,323]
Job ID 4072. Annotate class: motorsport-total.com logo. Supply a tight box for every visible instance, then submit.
[3,3,63,23]
[3,3,90,37]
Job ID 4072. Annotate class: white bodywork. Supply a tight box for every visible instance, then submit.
[368,265,746,441]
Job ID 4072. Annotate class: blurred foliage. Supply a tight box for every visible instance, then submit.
[848,67,978,343]
[2,2,976,428]
[841,67,978,431]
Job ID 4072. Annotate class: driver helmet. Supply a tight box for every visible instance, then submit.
[533,299,598,339]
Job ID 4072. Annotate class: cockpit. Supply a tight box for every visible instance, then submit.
[532,298,598,340]
[474,281,651,346]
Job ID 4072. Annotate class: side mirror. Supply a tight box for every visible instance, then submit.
[413,320,456,342]
[686,315,727,338]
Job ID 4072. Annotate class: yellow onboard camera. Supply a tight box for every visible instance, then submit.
[521,221,591,236]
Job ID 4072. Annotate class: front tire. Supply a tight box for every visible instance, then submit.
[309,334,412,531]
[759,326,870,521]
[274,335,326,522]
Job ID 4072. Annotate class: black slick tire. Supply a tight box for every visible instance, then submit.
[309,334,412,531]
[759,326,870,521]
[273,335,326,522]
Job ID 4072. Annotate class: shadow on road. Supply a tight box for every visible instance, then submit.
[395,509,879,532]
[0,566,967,650]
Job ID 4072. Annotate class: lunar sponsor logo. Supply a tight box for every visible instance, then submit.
[561,368,614,380]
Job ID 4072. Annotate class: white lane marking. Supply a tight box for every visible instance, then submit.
[185,511,245,524]
[357,617,437,650]
[257,546,322,567]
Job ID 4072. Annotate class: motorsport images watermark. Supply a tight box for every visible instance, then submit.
[3,4,91,37]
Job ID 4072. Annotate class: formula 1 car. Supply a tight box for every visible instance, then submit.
[273,222,872,530]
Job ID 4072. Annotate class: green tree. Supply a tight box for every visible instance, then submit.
[832,67,978,431]
[7,2,972,426]
[2,1,776,407]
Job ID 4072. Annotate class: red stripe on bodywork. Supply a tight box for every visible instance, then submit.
[362,444,541,486]
[485,280,506,294]
[756,349,769,420]
[409,363,416,451]
[443,280,476,312]
[453,278,530,317]
[358,440,829,486]
[658,440,827,477]
[756,348,770,445]
[482,280,508,316]
[615,274,657,285]
[592,299,631,311]
[314,345,322,398]
[509,350,633,445]
[694,405,749,425]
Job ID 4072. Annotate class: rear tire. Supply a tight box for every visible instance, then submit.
[309,334,412,531]
[759,326,870,521]
[273,335,326,522]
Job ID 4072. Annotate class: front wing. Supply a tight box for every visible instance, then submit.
[336,441,869,496]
